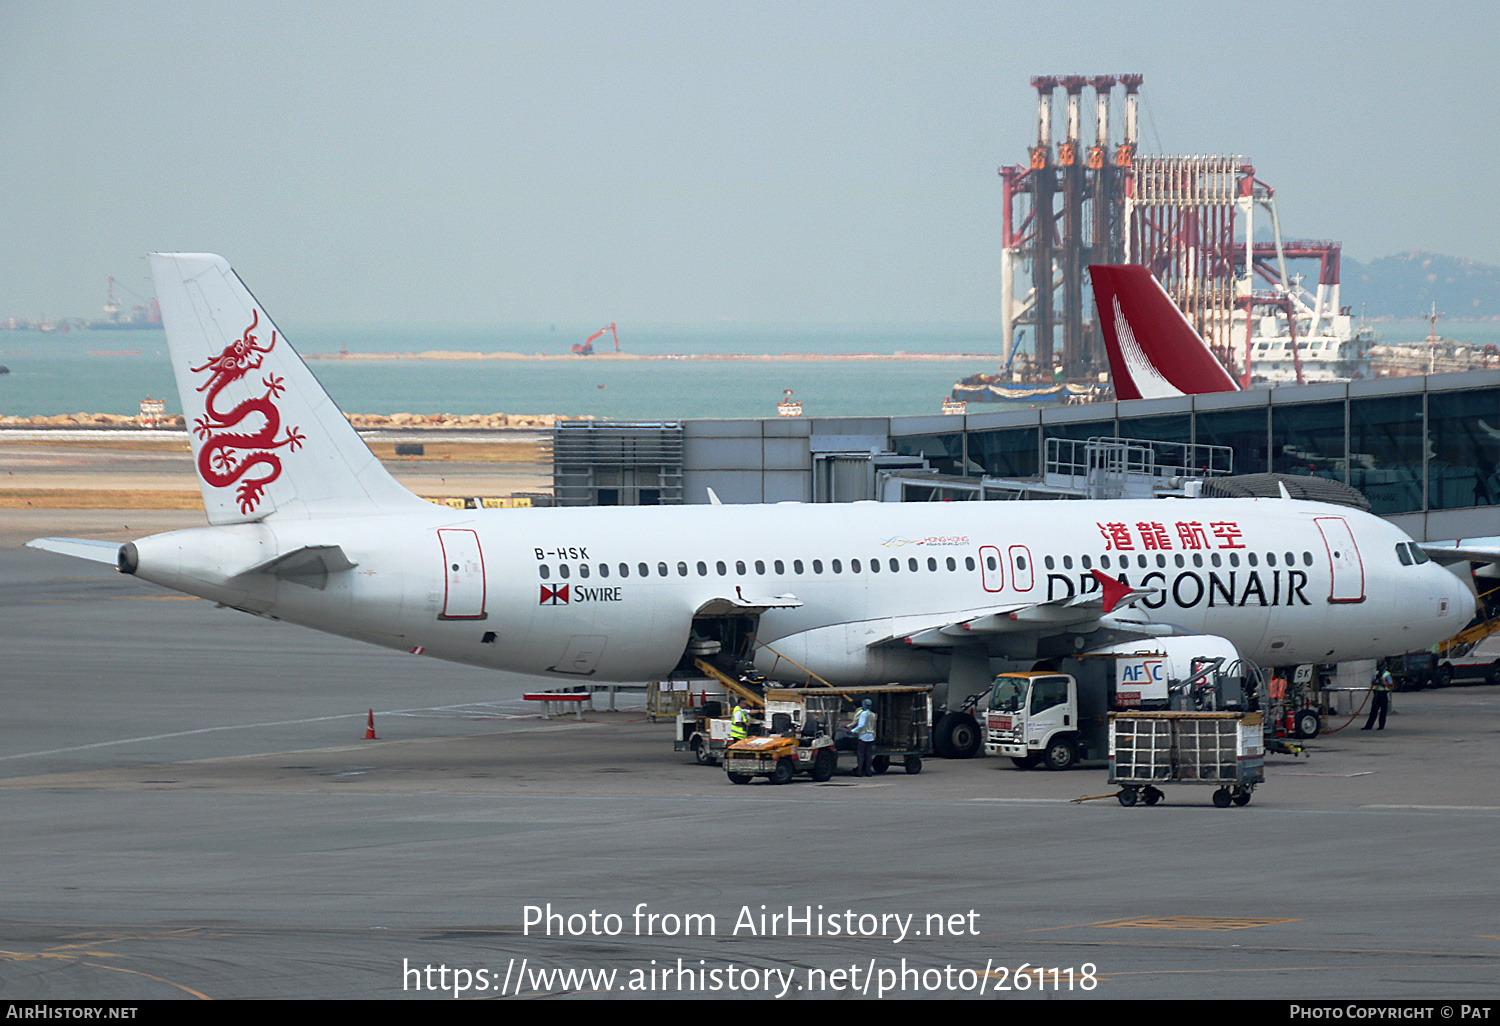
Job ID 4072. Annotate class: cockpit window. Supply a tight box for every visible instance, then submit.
[1411,544,1430,565]
[1396,543,1413,566]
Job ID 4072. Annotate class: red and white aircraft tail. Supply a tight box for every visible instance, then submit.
[1090,264,1240,400]
[149,253,428,525]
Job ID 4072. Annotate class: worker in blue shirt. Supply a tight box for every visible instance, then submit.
[852,699,877,776]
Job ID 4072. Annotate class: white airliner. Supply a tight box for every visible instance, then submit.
[28,254,1474,755]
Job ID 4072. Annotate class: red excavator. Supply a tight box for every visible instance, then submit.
[571,323,619,355]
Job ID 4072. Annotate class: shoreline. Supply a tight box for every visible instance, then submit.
[302,350,997,362]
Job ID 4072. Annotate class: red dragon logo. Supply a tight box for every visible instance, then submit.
[190,310,305,513]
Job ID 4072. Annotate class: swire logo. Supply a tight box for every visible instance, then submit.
[540,584,570,605]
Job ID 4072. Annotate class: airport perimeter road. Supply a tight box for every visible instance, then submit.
[3,514,1500,1001]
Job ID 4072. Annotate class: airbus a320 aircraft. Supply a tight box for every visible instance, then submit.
[29,254,1473,757]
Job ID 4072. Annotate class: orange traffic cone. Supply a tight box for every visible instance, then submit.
[364,709,379,740]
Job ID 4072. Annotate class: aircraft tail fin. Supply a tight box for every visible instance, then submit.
[1090,264,1240,400]
[149,253,429,524]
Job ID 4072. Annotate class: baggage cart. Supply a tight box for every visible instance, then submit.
[1108,711,1264,807]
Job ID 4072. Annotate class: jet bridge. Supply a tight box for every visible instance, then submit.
[877,436,1233,502]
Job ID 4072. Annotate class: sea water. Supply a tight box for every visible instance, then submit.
[3,319,1496,423]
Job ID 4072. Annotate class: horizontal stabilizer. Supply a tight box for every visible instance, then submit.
[234,544,358,590]
[25,537,122,566]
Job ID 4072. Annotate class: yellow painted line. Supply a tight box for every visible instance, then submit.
[1091,916,1302,931]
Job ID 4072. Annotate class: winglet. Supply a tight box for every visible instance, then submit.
[1090,264,1241,400]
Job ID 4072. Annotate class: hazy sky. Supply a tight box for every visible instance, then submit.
[4,0,1498,326]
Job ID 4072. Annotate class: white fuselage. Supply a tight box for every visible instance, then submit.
[127,497,1473,684]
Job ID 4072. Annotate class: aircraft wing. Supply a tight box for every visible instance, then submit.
[26,537,121,565]
[695,587,804,616]
[874,571,1166,649]
[1421,538,1500,565]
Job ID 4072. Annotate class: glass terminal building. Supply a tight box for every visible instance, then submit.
[557,370,1500,543]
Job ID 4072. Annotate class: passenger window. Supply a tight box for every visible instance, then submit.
[599,563,609,578]
[579,564,590,578]
[1082,555,1092,570]
[927,557,937,571]
[851,558,862,573]
[656,562,667,577]
[1247,553,1258,567]
[908,558,918,572]
[677,562,688,577]
[696,561,708,576]
[946,557,956,571]
[539,565,550,580]
[1210,553,1221,567]
[1303,551,1313,566]
[889,558,899,572]
[716,561,727,575]
[755,560,766,574]
[774,560,785,574]
[736,560,746,575]
[640,562,651,577]
[794,560,804,574]
[560,564,571,579]
[831,559,842,574]
[870,559,881,574]
[965,556,975,571]
[1045,555,1055,570]
[812,559,823,574]
[619,563,630,578]
[1062,555,1073,570]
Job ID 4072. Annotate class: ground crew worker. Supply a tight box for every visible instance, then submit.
[1363,667,1394,730]
[852,698,877,776]
[730,697,750,740]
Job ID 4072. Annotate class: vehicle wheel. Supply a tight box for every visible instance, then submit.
[1010,754,1041,770]
[873,756,890,775]
[904,755,922,775]
[769,759,795,785]
[1232,789,1252,806]
[811,750,835,783]
[1042,739,1076,771]
[1487,661,1500,686]
[1117,788,1138,807]
[693,738,715,765]
[933,713,981,760]
[1143,787,1163,806]
[1438,663,1454,688]
[727,772,752,785]
[1212,788,1232,808]
[1293,708,1322,739]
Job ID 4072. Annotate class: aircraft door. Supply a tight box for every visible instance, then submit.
[437,528,487,619]
[979,545,1004,593]
[1009,545,1034,592]
[1314,516,1365,603]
